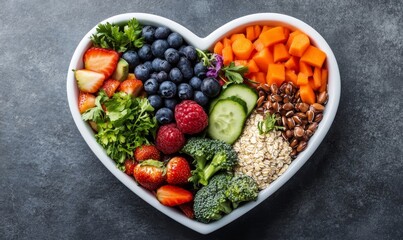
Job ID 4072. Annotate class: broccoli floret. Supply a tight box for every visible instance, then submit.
[181,137,238,186]
[193,174,233,223]
[225,175,259,209]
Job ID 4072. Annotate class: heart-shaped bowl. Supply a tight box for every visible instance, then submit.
[67,13,340,234]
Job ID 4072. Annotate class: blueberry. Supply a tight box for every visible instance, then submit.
[201,77,221,98]
[167,32,183,49]
[134,64,151,81]
[142,26,156,43]
[159,81,177,98]
[150,72,158,79]
[137,44,153,61]
[152,58,163,72]
[154,26,171,39]
[163,98,178,110]
[178,45,186,56]
[189,76,202,90]
[156,71,168,83]
[177,57,193,80]
[155,107,174,124]
[164,48,180,65]
[122,50,140,71]
[143,61,153,73]
[178,83,194,100]
[152,40,169,58]
[180,46,198,62]
[159,60,171,73]
[194,91,209,107]
[169,68,183,84]
[144,78,159,95]
[148,95,163,109]
[194,62,207,78]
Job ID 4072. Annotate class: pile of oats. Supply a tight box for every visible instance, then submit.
[233,111,293,190]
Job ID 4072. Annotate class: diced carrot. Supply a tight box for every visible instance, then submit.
[232,37,254,60]
[248,72,266,85]
[300,84,316,104]
[261,25,271,33]
[247,59,259,73]
[319,68,328,92]
[259,27,286,47]
[230,33,246,42]
[301,45,327,68]
[308,77,317,90]
[273,43,290,62]
[313,67,322,90]
[252,48,273,72]
[283,27,291,40]
[213,41,224,55]
[253,38,265,51]
[284,56,299,71]
[222,46,234,65]
[254,25,262,37]
[246,26,255,41]
[223,38,232,48]
[286,30,303,49]
[289,34,310,57]
[285,69,298,85]
[267,63,285,86]
[297,72,308,86]
[299,61,313,76]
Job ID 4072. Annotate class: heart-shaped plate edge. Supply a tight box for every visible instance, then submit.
[66,13,340,234]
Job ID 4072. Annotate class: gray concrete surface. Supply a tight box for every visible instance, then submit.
[1,0,402,239]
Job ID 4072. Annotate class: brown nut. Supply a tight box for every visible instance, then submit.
[285,110,294,118]
[270,84,278,94]
[308,122,318,132]
[283,102,294,111]
[292,115,302,125]
[294,126,305,138]
[290,138,299,148]
[312,103,325,112]
[286,117,296,129]
[314,113,323,122]
[296,141,307,152]
[257,95,265,108]
[307,110,315,123]
[286,130,294,139]
[317,91,328,104]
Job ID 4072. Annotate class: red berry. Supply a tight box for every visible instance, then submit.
[133,160,165,191]
[166,157,191,185]
[101,79,121,97]
[78,91,96,113]
[174,100,208,134]
[134,145,161,161]
[124,159,137,175]
[155,124,185,155]
[156,185,193,207]
[83,47,119,79]
[118,79,143,97]
[178,202,194,219]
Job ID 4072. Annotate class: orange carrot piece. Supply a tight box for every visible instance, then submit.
[246,26,255,41]
[254,25,262,37]
[247,59,260,73]
[313,67,322,90]
[249,72,266,85]
[285,69,298,85]
[284,56,299,71]
[300,84,316,104]
[308,77,317,90]
[222,46,234,65]
[283,27,291,41]
[286,30,303,49]
[261,25,271,33]
[267,63,285,86]
[319,68,328,92]
[252,48,273,72]
[273,43,290,62]
[259,27,286,47]
[297,72,309,86]
[223,38,232,48]
[301,45,327,68]
[213,41,224,55]
[299,61,313,76]
[253,38,265,51]
[230,33,246,42]
[289,34,310,57]
[232,37,254,60]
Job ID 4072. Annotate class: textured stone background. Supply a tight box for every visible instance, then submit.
[1,0,402,239]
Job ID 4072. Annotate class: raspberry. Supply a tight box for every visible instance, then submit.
[156,124,186,154]
[174,100,208,134]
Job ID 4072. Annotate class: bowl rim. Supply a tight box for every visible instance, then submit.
[67,12,340,234]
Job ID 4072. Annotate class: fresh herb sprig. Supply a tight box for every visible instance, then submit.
[90,18,144,52]
[257,113,285,135]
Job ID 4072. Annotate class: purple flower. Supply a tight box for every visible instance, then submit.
[206,54,223,78]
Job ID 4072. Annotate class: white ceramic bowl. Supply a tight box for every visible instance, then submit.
[67,13,340,234]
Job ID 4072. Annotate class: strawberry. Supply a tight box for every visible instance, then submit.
[75,69,105,93]
[134,145,161,162]
[155,124,186,155]
[178,202,194,219]
[166,157,191,185]
[101,79,121,97]
[83,47,119,78]
[156,185,193,207]
[124,159,137,176]
[133,160,165,191]
[78,91,96,113]
[118,79,143,96]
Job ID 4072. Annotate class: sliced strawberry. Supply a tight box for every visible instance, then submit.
[156,185,193,207]
[178,202,194,219]
[118,79,143,96]
[101,79,121,97]
[83,47,119,78]
[75,69,105,93]
[78,91,96,113]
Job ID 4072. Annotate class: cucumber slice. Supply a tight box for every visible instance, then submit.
[209,84,258,115]
[207,98,247,144]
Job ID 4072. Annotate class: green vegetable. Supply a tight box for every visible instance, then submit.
[225,175,259,209]
[221,62,248,87]
[90,18,144,52]
[257,112,285,135]
[82,90,157,170]
[181,137,238,187]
